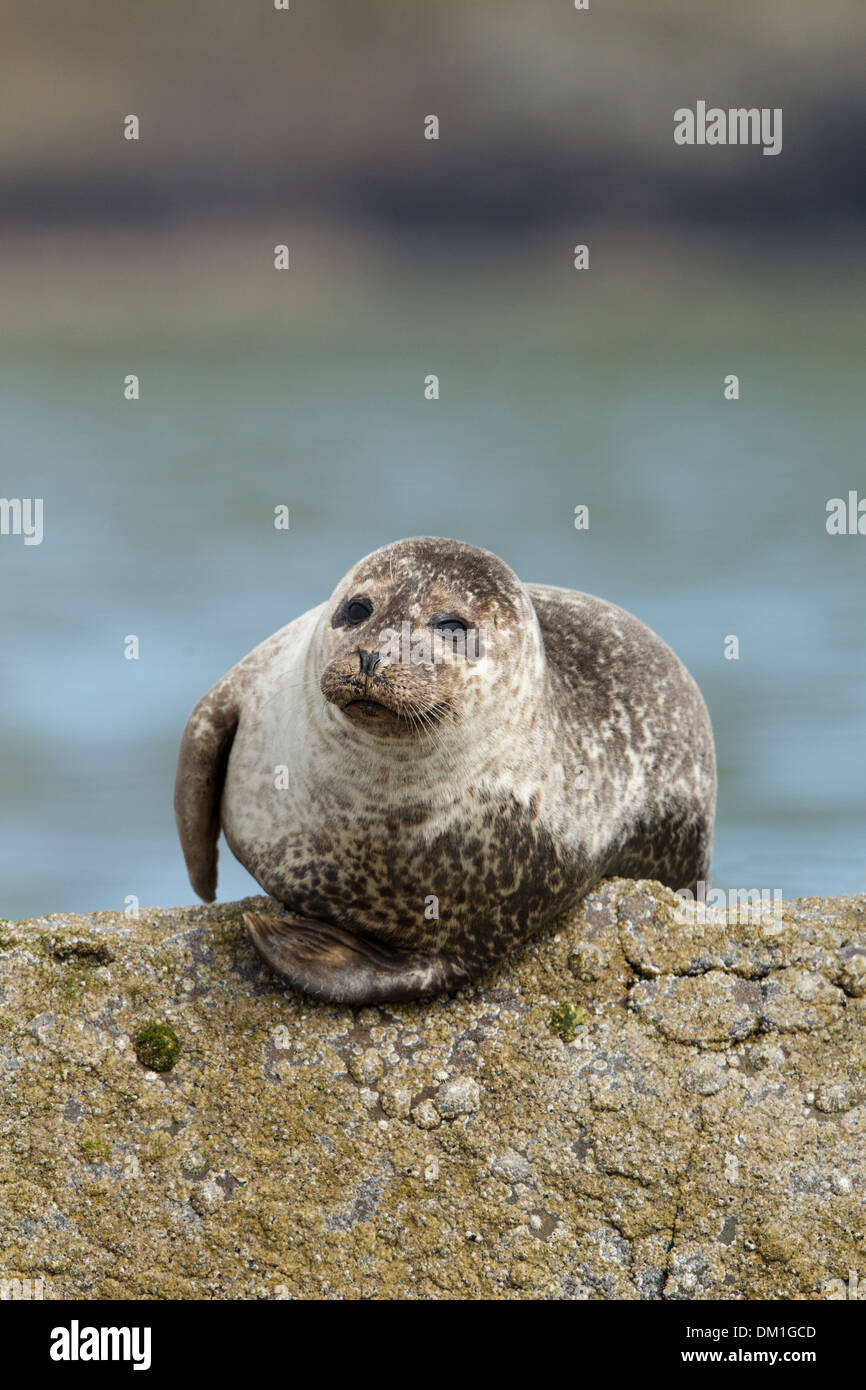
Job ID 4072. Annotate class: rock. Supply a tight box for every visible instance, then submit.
[837,949,866,999]
[492,1150,532,1183]
[189,1180,223,1216]
[347,1049,384,1086]
[379,1079,412,1120]
[759,968,845,1033]
[680,1058,728,1096]
[1,880,864,1299]
[411,1100,441,1131]
[435,1077,481,1118]
[629,970,763,1046]
[814,1078,866,1115]
[568,943,606,982]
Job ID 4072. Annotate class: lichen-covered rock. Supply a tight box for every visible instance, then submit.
[435,1076,482,1118]
[1,880,864,1300]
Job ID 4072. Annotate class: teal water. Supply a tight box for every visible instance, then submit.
[2,341,864,919]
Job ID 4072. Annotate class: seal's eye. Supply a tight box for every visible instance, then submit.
[429,614,468,634]
[331,596,373,628]
[347,598,372,623]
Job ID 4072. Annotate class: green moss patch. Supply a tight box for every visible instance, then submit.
[549,1002,588,1041]
[134,1022,181,1072]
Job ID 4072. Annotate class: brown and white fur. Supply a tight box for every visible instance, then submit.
[174,537,716,1003]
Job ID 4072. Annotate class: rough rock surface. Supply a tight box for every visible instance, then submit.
[1,880,865,1300]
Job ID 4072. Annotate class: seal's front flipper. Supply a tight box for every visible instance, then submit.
[243,912,475,1005]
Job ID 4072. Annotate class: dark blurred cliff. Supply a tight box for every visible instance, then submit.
[2,0,864,234]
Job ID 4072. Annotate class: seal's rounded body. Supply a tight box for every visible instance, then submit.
[175,538,715,1002]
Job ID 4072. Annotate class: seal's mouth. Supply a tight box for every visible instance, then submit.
[320,663,453,737]
[337,694,413,734]
[345,698,393,717]
[333,692,453,736]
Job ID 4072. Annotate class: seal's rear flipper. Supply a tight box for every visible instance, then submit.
[243,912,475,1005]
[174,681,240,903]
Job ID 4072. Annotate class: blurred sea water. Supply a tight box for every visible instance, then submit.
[1,235,864,918]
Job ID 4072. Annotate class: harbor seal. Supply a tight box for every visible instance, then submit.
[175,537,716,1003]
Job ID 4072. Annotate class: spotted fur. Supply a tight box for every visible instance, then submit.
[174,538,716,1002]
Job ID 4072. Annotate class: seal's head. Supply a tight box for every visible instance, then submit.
[317,537,542,739]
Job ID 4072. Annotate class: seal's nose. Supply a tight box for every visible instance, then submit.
[358,649,383,677]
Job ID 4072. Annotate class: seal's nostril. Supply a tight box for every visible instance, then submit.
[358,649,383,677]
